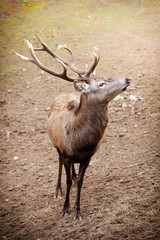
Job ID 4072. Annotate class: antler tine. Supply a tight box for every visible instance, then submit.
[85,48,100,77]
[63,47,86,75]
[64,47,74,64]
[14,40,40,64]
[34,33,58,58]
[14,50,33,63]
[35,34,86,75]
[15,39,75,82]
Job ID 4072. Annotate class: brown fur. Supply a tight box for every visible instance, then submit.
[47,91,109,220]
[47,93,108,162]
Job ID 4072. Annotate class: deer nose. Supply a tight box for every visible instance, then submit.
[125,77,132,84]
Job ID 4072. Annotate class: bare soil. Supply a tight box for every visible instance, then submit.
[0,1,160,239]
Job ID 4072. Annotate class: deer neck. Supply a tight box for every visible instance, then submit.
[73,93,108,136]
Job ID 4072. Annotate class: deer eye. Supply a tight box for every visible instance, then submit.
[99,82,105,87]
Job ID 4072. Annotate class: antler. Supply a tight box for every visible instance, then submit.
[85,48,100,77]
[14,34,100,82]
[14,40,75,82]
[35,34,86,76]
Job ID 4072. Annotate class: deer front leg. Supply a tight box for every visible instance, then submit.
[54,155,63,199]
[61,159,72,216]
[74,159,90,221]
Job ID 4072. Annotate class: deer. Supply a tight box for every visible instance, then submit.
[15,34,131,221]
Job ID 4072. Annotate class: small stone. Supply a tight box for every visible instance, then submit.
[8,187,14,191]
[119,179,125,183]
[129,95,138,102]
[38,173,44,177]
[119,133,125,137]
[143,131,149,135]
[122,129,127,132]
[13,156,19,161]
[40,130,46,133]
[122,103,127,108]
[45,107,51,111]
[129,87,136,91]
[114,95,124,101]
[8,89,12,93]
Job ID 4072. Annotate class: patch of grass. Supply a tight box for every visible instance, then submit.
[0,0,159,75]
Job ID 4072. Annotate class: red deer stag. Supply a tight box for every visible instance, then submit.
[15,34,131,220]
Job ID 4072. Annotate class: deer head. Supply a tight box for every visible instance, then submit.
[15,34,131,104]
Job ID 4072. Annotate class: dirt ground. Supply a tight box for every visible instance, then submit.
[0,0,160,239]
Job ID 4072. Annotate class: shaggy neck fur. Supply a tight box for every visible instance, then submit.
[71,94,109,155]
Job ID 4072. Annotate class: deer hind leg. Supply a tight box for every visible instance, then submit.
[61,159,72,216]
[54,151,63,199]
[74,158,90,221]
[72,163,78,186]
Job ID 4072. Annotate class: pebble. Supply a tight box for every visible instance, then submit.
[45,107,51,111]
[38,173,44,177]
[13,156,19,161]
[143,131,149,135]
[119,133,125,137]
[8,89,12,93]
[40,130,46,133]
[113,95,124,101]
[137,73,145,78]
[119,179,125,183]
[129,95,138,102]
[155,154,160,157]
[129,87,136,91]
[122,103,127,108]
[137,86,144,89]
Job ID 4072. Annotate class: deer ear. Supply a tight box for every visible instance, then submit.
[74,80,88,93]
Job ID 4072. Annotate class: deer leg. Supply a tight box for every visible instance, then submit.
[74,159,90,221]
[54,154,63,199]
[72,163,77,186]
[61,159,72,216]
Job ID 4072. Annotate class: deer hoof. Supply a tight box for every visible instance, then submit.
[61,205,70,217]
[73,209,82,221]
[54,189,62,199]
